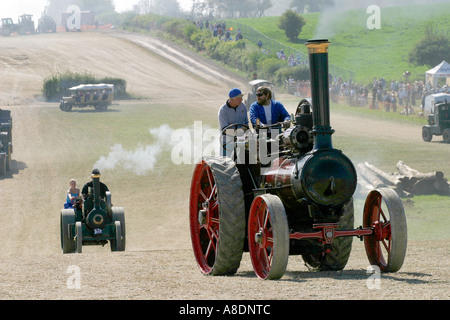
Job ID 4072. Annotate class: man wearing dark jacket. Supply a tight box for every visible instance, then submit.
[81,168,109,200]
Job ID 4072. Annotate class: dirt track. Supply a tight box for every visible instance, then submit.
[0,30,448,302]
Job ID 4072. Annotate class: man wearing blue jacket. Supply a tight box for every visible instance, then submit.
[249,86,290,130]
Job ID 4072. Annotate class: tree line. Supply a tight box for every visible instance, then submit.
[42,0,335,20]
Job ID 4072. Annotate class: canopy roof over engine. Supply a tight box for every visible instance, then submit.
[69,84,114,92]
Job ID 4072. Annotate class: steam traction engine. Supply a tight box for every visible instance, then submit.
[60,172,125,253]
[189,40,407,279]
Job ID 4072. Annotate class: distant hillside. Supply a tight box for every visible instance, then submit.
[229,2,450,84]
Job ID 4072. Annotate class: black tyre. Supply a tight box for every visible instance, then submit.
[111,221,124,251]
[61,209,76,254]
[302,199,354,271]
[110,207,126,252]
[60,102,72,112]
[6,144,11,172]
[443,128,450,143]
[2,27,12,36]
[190,156,246,276]
[75,221,82,253]
[0,156,5,176]
[422,126,432,142]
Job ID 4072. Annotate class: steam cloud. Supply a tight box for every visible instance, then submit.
[94,123,220,176]
[94,124,174,175]
[313,0,448,38]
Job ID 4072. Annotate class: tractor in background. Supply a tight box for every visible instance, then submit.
[37,14,57,33]
[1,15,36,36]
[422,101,450,143]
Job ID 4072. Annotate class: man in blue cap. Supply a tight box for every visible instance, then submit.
[218,88,249,156]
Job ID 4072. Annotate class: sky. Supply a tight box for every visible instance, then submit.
[0,0,194,21]
[2,0,445,21]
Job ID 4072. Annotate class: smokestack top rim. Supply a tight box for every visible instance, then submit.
[305,39,329,44]
[305,39,330,54]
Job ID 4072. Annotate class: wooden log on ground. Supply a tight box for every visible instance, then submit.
[413,176,443,195]
[355,175,375,198]
[364,162,403,187]
[357,163,387,189]
[396,160,420,178]
[357,174,374,191]
[396,160,444,180]
[396,160,449,195]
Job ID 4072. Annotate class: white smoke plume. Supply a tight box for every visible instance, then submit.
[314,0,448,39]
[94,123,220,176]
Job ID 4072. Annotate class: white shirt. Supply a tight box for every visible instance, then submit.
[263,102,272,125]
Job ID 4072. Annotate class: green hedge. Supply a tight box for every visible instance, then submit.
[119,14,311,88]
[42,72,130,101]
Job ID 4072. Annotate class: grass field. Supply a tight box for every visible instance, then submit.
[228,2,450,83]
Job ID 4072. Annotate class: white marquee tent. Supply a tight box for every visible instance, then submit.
[425,60,450,89]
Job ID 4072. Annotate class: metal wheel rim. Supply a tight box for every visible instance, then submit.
[248,194,289,280]
[189,160,220,274]
[363,188,407,272]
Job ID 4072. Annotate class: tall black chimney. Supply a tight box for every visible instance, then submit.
[305,39,334,151]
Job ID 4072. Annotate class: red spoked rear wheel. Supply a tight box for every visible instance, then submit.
[248,194,289,280]
[363,188,407,272]
[189,157,246,276]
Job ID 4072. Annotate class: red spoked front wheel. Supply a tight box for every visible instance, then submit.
[189,157,246,276]
[363,188,407,272]
[248,194,289,280]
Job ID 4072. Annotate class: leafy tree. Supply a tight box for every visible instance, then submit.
[78,0,115,14]
[191,0,272,18]
[278,9,305,42]
[289,0,333,13]
[45,0,115,20]
[136,0,180,16]
[408,26,450,67]
[254,0,273,17]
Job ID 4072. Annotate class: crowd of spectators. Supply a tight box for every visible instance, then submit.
[275,49,308,67]
[287,75,450,116]
[192,19,449,116]
[367,77,449,115]
[330,77,369,108]
[193,20,243,41]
